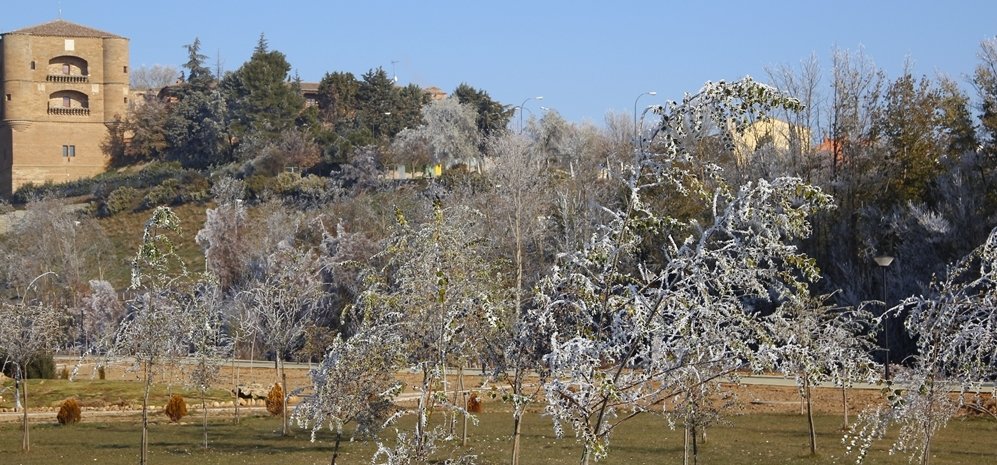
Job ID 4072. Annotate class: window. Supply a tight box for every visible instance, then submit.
[63,97,71,108]
[62,145,76,158]
[123,66,128,73]
[62,64,70,75]
[124,97,128,104]
[30,61,35,70]
[5,94,10,102]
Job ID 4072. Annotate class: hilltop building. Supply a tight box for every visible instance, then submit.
[0,20,129,196]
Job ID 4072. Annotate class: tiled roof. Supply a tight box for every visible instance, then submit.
[4,20,124,39]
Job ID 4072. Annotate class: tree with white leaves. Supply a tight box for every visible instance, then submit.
[390,97,482,170]
[524,77,834,465]
[112,206,197,465]
[242,242,325,436]
[769,293,876,455]
[358,200,505,462]
[182,281,232,449]
[846,226,997,465]
[0,276,63,452]
[294,306,404,465]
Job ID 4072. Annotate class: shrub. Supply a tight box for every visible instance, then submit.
[100,186,141,217]
[165,394,187,422]
[467,392,482,413]
[59,366,70,380]
[266,383,284,416]
[141,178,182,209]
[97,366,106,380]
[0,353,56,379]
[57,399,82,425]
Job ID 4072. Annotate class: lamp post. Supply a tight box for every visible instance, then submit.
[875,255,894,380]
[633,91,657,150]
[518,96,543,133]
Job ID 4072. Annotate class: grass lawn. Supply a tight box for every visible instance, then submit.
[2,408,995,464]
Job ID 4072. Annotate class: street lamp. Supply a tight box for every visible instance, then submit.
[633,91,657,150]
[518,96,543,133]
[875,255,894,380]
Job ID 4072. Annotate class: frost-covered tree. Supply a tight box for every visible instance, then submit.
[769,294,876,455]
[390,97,481,169]
[357,200,505,460]
[847,226,997,465]
[196,178,250,293]
[112,207,197,465]
[182,281,232,449]
[0,282,63,452]
[295,307,403,465]
[525,78,832,464]
[242,242,325,436]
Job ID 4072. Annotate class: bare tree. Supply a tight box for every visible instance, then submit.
[130,64,180,90]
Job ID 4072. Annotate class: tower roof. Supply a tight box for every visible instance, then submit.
[4,20,125,39]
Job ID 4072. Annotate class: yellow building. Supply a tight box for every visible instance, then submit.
[0,20,129,196]
[732,118,811,167]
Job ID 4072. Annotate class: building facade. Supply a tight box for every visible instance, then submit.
[0,20,128,196]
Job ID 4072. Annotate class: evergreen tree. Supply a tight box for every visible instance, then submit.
[454,83,513,137]
[222,34,306,140]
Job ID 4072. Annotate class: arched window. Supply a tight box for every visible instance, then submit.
[48,90,90,116]
[47,56,89,83]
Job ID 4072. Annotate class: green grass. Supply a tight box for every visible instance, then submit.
[1,378,232,411]
[2,409,995,464]
[98,202,211,288]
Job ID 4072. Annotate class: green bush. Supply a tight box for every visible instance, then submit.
[0,353,56,379]
[100,186,141,217]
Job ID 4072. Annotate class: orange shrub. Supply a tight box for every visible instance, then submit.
[165,394,187,422]
[266,383,284,416]
[467,392,482,413]
[57,398,82,425]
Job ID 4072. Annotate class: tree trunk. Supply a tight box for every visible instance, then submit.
[921,428,933,465]
[416,366,431,453]
[234,353,241,425]
[683,422,690,465]
[20,371,29,452]
[511,411,524,465]
[691,422,699,465]
[460,367,468,447]
[280,356,290,436]
[841,380,849,429]
[141,360,152,465]
[202,392,208,448]
[330,430,342,465]
[805,377,817,456]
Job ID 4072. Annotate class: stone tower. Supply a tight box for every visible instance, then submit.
[0,20,129,196]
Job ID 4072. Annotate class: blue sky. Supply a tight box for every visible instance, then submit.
[3,1,996,124]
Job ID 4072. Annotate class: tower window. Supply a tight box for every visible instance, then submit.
[62,145,76,157]
[5,94,10,101]
[123,66,128,73]
[30,61,35,70]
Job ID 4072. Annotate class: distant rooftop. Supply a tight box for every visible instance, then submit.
[3,19,125,39]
